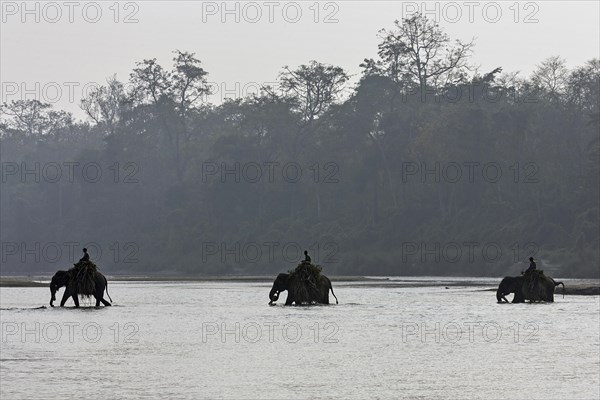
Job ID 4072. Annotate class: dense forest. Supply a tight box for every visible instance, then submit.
[1,15,598,278]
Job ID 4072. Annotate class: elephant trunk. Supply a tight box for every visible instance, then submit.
[269,288,279,302]
[50,285,57,307]
[496,288,504,302]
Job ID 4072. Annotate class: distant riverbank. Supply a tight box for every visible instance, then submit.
[2,275,599,295]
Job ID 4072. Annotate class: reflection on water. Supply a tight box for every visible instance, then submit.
[1,281,599,399]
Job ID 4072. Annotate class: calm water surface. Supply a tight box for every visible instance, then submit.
[1,279,599,399]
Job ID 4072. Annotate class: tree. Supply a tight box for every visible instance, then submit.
[129,58,170,105]
[374,13,474,91]
[168,50,211,180]
[80,75,127,135]
[279,60,349,124]
[169,50,211,118]
[277,61,349,218]
[128,51,211,181]
[532,56,569,102]
[0,100,71,137]
[567,58,600,114]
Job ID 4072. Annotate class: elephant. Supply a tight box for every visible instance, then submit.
[50,269,112,307]
[269,273,338,305]
[496,273,564,303]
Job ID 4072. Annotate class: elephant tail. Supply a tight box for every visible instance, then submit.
[105,277,113,303]
[553,280,565,299]
[329,281,339,304]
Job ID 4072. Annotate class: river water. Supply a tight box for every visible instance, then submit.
[1,279,599,399]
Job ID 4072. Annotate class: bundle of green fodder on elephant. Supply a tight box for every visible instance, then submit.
[523,269,550,301]
[68,261,98,297]
[288,262,324,304]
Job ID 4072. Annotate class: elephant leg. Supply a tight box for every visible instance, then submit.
[285,295,293,306]
[72,294,80,307]
[60,291,70,307]
[512,291,525,303]
[96,293,111,306]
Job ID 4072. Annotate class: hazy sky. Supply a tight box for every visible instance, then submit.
[1,0,599,119]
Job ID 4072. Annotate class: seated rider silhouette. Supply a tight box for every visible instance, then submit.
[74,248,90,267]
[524,256,538,291]
[525,257,536,273]
[303,250,311,264]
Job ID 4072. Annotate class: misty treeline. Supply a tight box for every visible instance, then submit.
[1,14,598,277]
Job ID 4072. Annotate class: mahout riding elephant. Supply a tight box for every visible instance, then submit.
[50,269,112,307]
[496,272,564,303]
[269,273,338,305]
